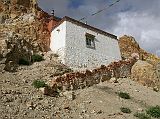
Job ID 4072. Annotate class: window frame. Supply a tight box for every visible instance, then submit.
[85,33,96,49]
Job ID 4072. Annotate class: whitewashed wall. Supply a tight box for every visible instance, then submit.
[65,21,121,69]
[51,20,121,69]
[50,21,66,63]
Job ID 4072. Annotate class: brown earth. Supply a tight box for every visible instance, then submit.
[0,53,160,119]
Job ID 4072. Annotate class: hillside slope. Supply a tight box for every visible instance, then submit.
[1,60,160,119]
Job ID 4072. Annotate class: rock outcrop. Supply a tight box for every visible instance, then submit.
[155,62,160,79]
[119,35,160,88]
[119,35,160,65]
[3,32,41,71]
[0,0,53,52]
[131,60,160,87]
[0,0,61,71]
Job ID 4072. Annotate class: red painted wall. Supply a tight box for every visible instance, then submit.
[46,16,61,50]
[48,17,61,32]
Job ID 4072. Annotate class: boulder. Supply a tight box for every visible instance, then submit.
[131,60,159,87]
[0,32,41,72]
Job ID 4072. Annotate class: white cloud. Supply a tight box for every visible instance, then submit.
[156,50,160,56]
[114,12,160,55]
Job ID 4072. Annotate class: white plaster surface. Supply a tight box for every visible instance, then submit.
[50,20,121,69]
[50,21,66,63]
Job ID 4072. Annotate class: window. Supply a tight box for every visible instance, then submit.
[85,33,95,49]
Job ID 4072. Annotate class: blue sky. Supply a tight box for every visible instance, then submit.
[68,0,85,8]
[38,0,160,56]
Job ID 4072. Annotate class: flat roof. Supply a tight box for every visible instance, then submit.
[53,16,117,39]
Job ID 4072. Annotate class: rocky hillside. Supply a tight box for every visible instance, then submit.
[0,1,160,119]
[0,56,160,119]
[118,35,160,65]
[0,0,52,51]
[0,0,56,71]
[118,35,160,88]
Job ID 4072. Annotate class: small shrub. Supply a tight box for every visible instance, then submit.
[62,68,73,74]
[146,105,160,118]
[118,92,131,99]
[53,53,59,57]
[53,72,64,76]
[134,112,151,119]
[53,68,73,76]
[32,80,47,88]
[19,58,30,65]
[153,86,159,92]
[31,54,44,62]
[120,107,131,114]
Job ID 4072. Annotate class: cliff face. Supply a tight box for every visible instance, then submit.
[119,35,160,65]
[0,0,37,21]
[0,0,60,71]
[0,0,52,52]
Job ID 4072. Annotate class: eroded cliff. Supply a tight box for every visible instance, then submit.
[0,0,58,71]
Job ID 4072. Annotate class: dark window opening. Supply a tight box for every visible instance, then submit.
[85,33,95,49]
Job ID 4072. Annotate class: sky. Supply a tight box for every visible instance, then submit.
[38,0,160,56]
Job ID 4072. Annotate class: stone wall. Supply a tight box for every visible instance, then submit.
[45,58,137,95]
[65,21,121,68]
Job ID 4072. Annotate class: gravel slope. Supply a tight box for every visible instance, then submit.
[0,59,160,119]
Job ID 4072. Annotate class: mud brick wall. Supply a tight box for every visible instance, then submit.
[47,58,137,95]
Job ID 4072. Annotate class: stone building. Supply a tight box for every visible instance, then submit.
[50,16,121,69]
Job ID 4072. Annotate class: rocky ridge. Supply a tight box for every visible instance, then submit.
[118,35,160,65]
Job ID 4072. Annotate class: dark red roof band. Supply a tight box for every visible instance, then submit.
[52,16,117,40]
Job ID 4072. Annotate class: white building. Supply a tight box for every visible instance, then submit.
[50,16,121,69]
